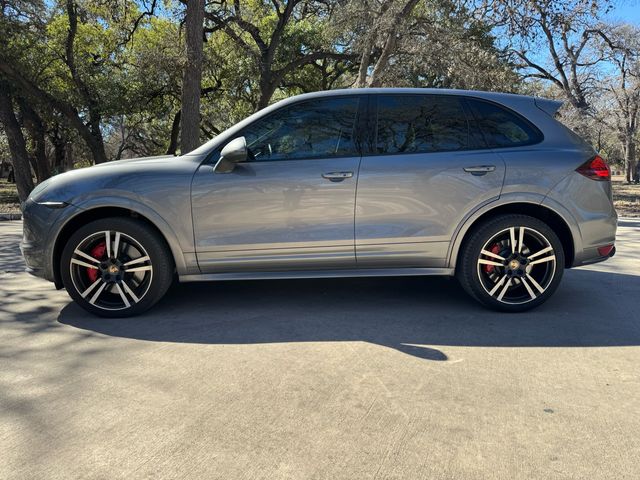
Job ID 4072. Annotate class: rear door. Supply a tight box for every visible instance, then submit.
[355,94,506,267]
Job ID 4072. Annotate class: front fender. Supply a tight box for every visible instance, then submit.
[53,196,198,277]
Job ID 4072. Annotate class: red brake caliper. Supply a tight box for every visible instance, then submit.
[484,243,501,274]
[87,242,106,282]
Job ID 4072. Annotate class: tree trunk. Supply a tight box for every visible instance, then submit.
[50,124,67,172]
[624,138,636,183]
[355,50,371,88]
[0,90,35,203]
[166,109,181,155]
[18,99,51,182]
[86,118,108,164]
[257,69,277,111]
[180,0,205,153]
[65,141,74,172]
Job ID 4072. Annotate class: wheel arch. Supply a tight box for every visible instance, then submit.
[450,202,576,271]
[52,205,186,288]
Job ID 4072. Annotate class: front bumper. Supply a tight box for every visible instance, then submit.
[20,198,80,285]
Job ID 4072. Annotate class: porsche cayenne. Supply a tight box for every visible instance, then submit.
[20,88,617,317]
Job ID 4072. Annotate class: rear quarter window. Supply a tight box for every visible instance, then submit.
[466,98,543,148]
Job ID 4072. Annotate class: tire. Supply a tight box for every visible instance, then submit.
[60,217,174,317]
[457,214,565,312]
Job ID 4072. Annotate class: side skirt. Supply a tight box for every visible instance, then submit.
[179,267,455,283]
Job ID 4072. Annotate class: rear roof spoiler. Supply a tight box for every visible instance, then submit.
[534,97,564,116]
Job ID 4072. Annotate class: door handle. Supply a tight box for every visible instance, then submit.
[322,171,354,182]
[463,165,496,176]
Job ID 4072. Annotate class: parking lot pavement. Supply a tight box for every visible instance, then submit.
[1,219,640,480]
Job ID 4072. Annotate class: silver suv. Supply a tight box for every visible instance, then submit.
[21,88,617,317]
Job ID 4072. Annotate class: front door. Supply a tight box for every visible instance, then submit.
[192,96,363,273]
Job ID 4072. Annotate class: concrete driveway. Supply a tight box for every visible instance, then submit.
[1,219,639,479]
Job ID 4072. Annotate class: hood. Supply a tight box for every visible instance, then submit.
[29,154,200,205]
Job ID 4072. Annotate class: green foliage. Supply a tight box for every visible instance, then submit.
[0,0,554,168]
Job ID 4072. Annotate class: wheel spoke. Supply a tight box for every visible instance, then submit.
[89,281,107,305]
[73,249,101,265]
[115,283,131,308]
[528,245,553,260]
[105,231,111,258]
[481,249,505,261]
[478,258,504,267]
[113,232,121,259]
[81,278,103,298]
[526,273,545,294]
[121,280,140,303]
[497,278,512,301]
[521,277,537,300]
[529,255,555,266]
[509,227,517,253]
[489,275,508,296]
[71,258,99,269]
[518,227,525,253]
[125,265,152,273]
[123,255,150,267]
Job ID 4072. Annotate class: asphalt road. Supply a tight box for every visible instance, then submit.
[1,219,640,479]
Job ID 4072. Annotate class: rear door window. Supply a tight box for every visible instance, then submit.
[375,95,471,154]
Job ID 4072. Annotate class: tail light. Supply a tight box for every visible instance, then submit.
[576,155,610,181]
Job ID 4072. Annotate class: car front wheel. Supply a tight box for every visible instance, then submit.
[457,214,565,312]
[60,217,174,317]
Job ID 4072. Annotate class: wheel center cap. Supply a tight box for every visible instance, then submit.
[509,259,520,270]
[108,265,119,274]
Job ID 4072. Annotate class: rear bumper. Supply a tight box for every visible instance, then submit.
[574,244,616,267]
[542,172,617,268]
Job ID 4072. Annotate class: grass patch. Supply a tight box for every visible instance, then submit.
[0,179,21,214]
[612,179,640,218]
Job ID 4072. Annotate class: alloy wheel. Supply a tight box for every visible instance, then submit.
[476,226,556,305]
[69,230,153,311]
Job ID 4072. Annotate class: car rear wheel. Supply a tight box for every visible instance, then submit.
[457,214,565,312]
[60,217,174,317]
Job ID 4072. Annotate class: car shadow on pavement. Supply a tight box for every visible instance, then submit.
[58,268,640,361]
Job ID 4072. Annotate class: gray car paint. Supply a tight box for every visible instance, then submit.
[21,88,616,287]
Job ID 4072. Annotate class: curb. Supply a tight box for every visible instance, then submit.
[0,213,22,221]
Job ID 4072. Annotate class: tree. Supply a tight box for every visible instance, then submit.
[0,0,166,165]
[498,0,609,132]
[180,0,205,153]
[595,24,640,182]
[0,87,35,202]
[348,0,421,87]
[202,0,355,110]
[333,0,519,91]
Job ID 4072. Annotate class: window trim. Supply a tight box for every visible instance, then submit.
[206,95,365,165]
[364,93,544,158]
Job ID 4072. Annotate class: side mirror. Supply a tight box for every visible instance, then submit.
[214,136,248,173]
